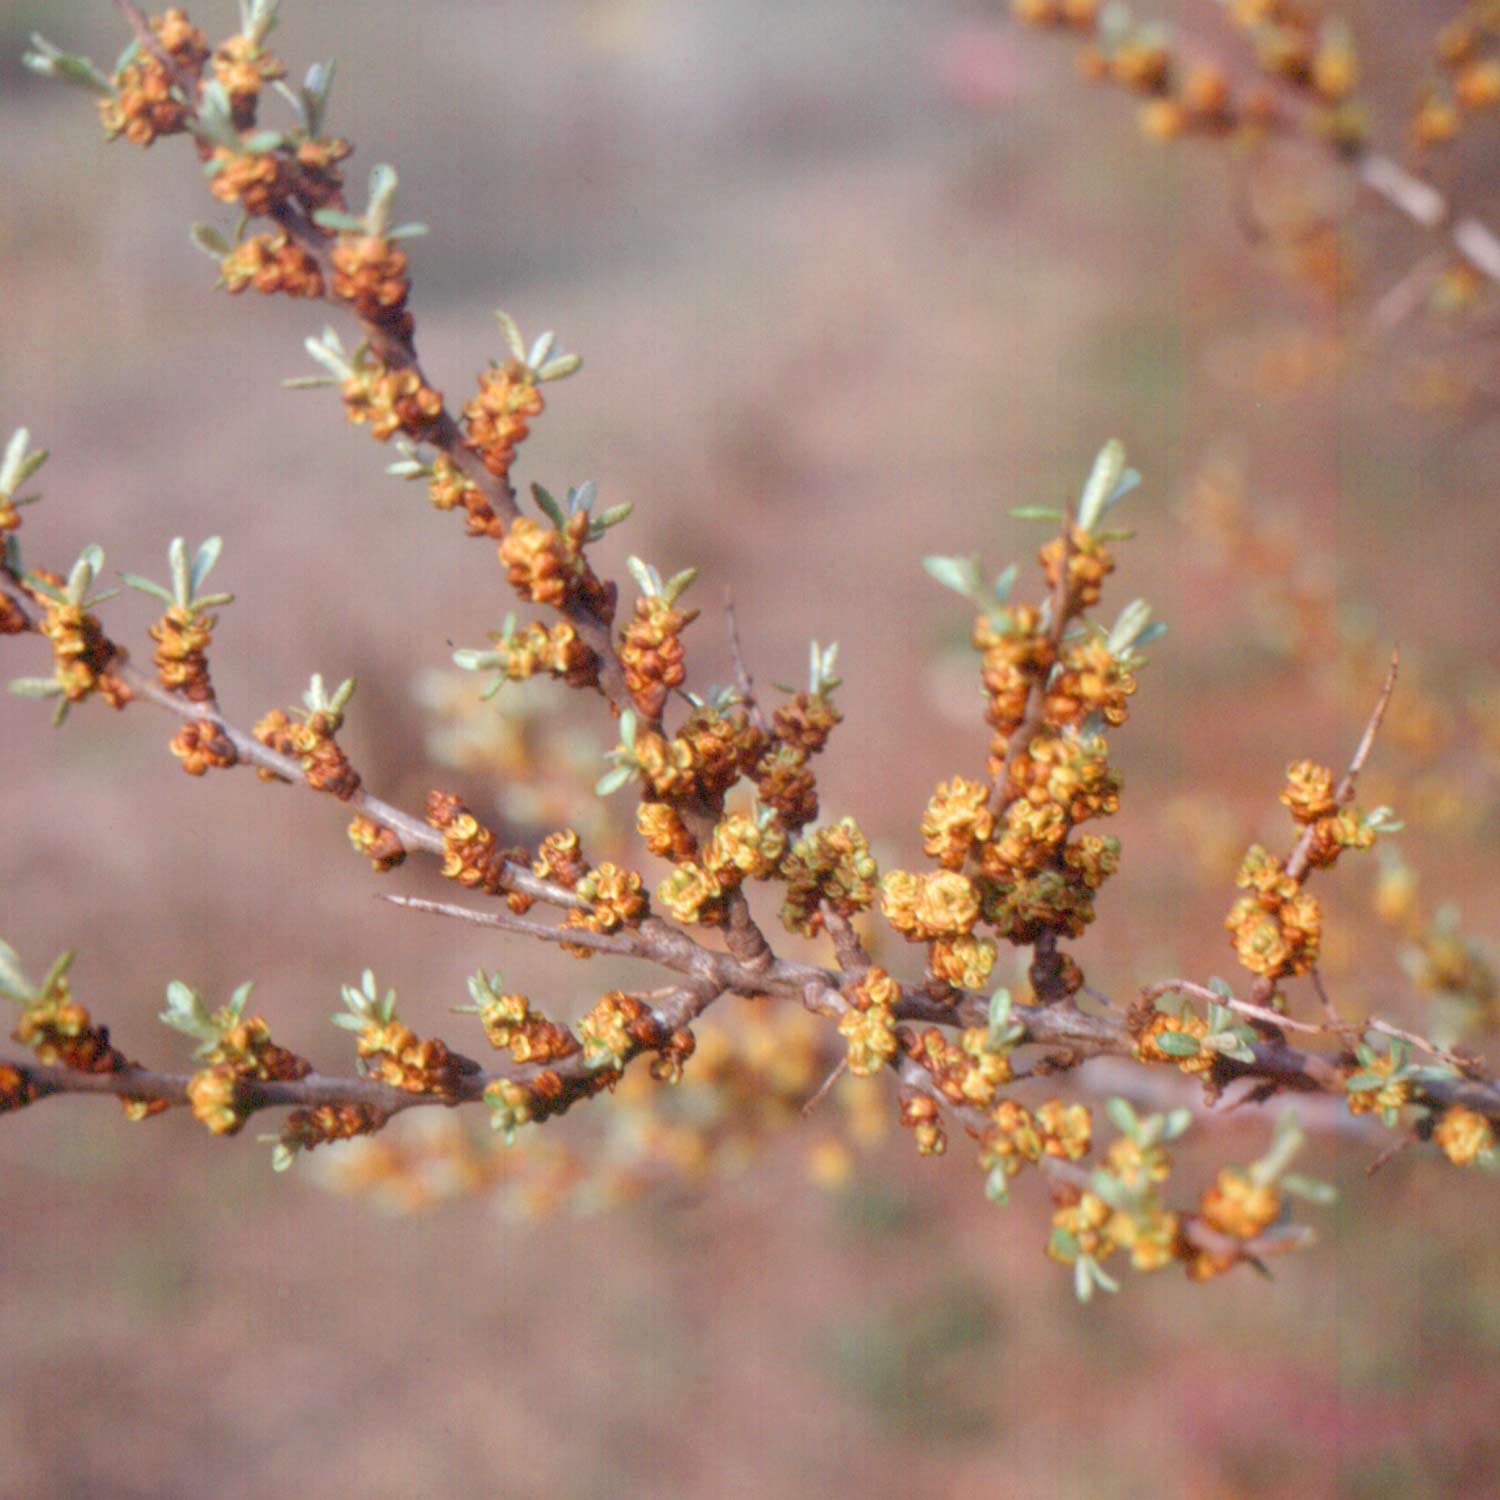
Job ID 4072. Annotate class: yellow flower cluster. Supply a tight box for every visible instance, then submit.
[220,230,324,298]
[576,990,658,1072]
[330,235,413,338]
[148,604,216,701]
[619,594,696,720]
[346,814,406,872]
[170,719,237,777]
[1345,1053,1412,1118]
[425,790,514,894]
[356,1017,462,1099]
[470,988,579,1066]
[837,967,900,1078]
[427,454,503,539]
[32,575,131,711]
[779,818,879,938]
[340,355,443,442]
[254,706,361,800]
[98,9,207,146]
[1225,845,1321,978]
[898,1092,946,1155]
[211,28,285,124]
[1433,1105,1495,1166]
[463,360,544,479]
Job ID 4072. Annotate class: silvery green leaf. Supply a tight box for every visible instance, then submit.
[1074,1258,1095,1303]
[664,567,699,602]
[1344,1071,1384,1092]
[1155,1030,1202,1058]
[627,556,660,596]
[190,222,232,260]
[387,222,429,240]
[282,376,337,389]
[120,573,175,604]
[301,59,335,135]
[302,327,353,379]
[1011,506,1061,521]
[452,648,498,672]
[311,209,368,233]
[1163,1107,1192,1140]
[330,1012,367,1031]
[23,36,113,93]
[0,939,34,1001]
[386,458,427,479]
[537,354,581,381]
[1077,439,1127,530]
[1106,598,1153,656]
[531,483,566,528]
[38,949,74,996]
[992,562,1019,603]
[168,537,191,604]
[271,1143,297,1171]
[528,332,556,368]
[594,502,633,532]
[1210,976,1238,1002]
[9,677,60,699]
[240,130,285,154]
[365,163,398,237]
[922,554,984,601]
[190,537,223,595]
[596,764,633,797]
[1,429,42,494]
[1105,1096,1139,1136]
[1134,620,1168,647]
[1280,1173,1337,1205]
[568,481,598,512]
[987,987,1013,1032]
[159,979,214,1038]
[983,1163,1010,1204]
[227,981,254,1019]
[494,308,526,363]
[619,709,637,748]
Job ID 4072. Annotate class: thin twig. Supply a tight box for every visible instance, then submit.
[723,588,769,735]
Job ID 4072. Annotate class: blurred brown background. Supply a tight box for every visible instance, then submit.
[4,1,1500,1495]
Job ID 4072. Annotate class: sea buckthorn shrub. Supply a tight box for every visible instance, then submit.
[3,0,1497,1306]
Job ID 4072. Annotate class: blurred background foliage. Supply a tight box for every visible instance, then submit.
[3,1,1499,1495]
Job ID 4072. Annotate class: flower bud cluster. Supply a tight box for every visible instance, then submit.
[425,790,516,895]
[340,352,443,441]
[1433,1104,1496,1166]
[837,966,900,1077]
[221,230,324,297]
[779,817,878,939]
[576,990,663,1072]
[148,604,216,701]
[211,28,285,125]
[168,719,237,776]
[330,236,413,339]
[465,980,579,1066]
[427,454,502,539]
[356,1016,461,1099]
[0,1062,42,1115]
[898,1092,946,1155]
[346,814,406,871]
[276,1102,389,1166]
[254,707,360,800]
[31,573,131,711]
[497,513,610,616]
[620,594,697,720]
[98,9,208,146]
[463,360,544,480]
